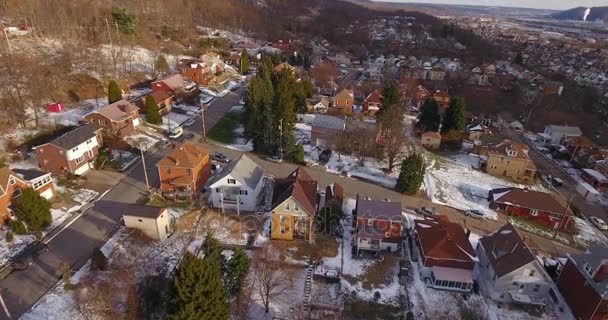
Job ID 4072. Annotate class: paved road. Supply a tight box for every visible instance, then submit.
[0,88,244,320]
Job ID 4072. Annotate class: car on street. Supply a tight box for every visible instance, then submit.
[199,87,218,97]
[415,207,435,216]
[265,156,283,164]
[182,118,196,127]
[157,140,171,149]
[200,93,215,104]
[217,89,230,97]
[169,127,183,140]
[183,133,195,140]
[590,216,608,230]
[540,174,564,188]
[212,152,230,163]
[13,255,33,270]
[463,209,485,219]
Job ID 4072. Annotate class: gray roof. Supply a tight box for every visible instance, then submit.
[41,124,102,150]
[312,115,346,131]
[570,245,608,295]
[11,169,49,181]
[355,197,402,220]
[123,204,166,219]
[209,154,264,190]
[545,125,582,136]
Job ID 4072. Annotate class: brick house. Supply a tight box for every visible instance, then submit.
[35,124,104,175]
[272,39,294,53]
[151,74,187,96]
[412,215,476,292]
[310,115,346,148]
[557,245,608,320]
[83,99,139,137]
[478,139,537,183]
[330,89,354,115]
[271,168,318,242]
[178,58,216,86]
[156,141,211,202]
[354,196,402,253]
[489,187,574,232]
[138,90,173,116]
[362,90,383,116]
[0,168,55,222]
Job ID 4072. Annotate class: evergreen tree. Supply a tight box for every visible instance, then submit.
[155,55,170,75]
[316,204,342,235]
[111,6,136,35]
[9,219,27,235]
[416,98,441,132]
[168,252,228,320]
[270,54,282,66]
[240,50,250,74]
[91,247,108,271]
[15,188,51,231]
[395,154,426,195]
[272,71,297,159]
[108,80,122,104]
[441,96,466,134]
[145,95,162,124]
[377,81,402,120]
[5,231,13,242]
[224,247,249,297]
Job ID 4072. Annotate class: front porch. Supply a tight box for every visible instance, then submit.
[423,266,474,293]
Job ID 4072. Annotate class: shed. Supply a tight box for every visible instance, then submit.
[46,102,64,113]
[123,204,171,240]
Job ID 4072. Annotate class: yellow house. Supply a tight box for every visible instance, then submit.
[480,139,537,183]
[271,168,318,242]
[421,131,441,150]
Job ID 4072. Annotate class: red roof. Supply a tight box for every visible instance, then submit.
[149,90,173,104]
[433,90,450,98]
[364,90,383,104]
[415,216,476,264]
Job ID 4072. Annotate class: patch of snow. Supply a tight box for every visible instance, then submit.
[574,217,608,247]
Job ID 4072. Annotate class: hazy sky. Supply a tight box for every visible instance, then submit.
[376,0,606,10]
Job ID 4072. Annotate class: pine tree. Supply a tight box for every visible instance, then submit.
[5,231,13,242]
[395,154,426,195]
[441,96,466,134]
[145,95,162,124]
[91,247,108,271]
[416,98,440,132]
[378,81,402,119]
[15,188,51,231]
[272,71,297,159]
[155,55,170,76]
[378,81,406,172]
[108,80,122,104]
[225,247,249,297]
[240,50,250,74]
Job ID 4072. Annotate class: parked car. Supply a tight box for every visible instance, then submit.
[415,207,435,216]
[157,140,171,149]
[540,174,564,188]
[212,152,230,163]
[265,156,283,164]
[13,255,33,270]
[183,133,195,140]
[169,127,183,139]
[319,149,332,164]
[200,93,215,104]
[172,107,188,115]
[182,118,196,127]
[590,216,608,230]
[199,88,218,97]
[463,209,485,219]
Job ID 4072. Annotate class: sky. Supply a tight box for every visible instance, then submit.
[375,0,607,10]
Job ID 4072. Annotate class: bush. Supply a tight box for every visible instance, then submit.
[15,188,52,231]
[292,143,306,165]
[91,247,108,271]
[5,231,13,242]
[34,230,43,241]
[10,219,27,235]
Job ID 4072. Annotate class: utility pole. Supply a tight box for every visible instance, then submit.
[553,194,574,239]
[200,102,207,142]
[140,144,150,192]
[3,28,12,57]
[0,290,12,319]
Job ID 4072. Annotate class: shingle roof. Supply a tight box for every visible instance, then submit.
[311,115,346,131]
[208,155,264,190]
[154,74,186,91]
[333,89,354,101]
[272,168,317,216]
[490,188,567,214]
[156,141,209,168]
[123,204,166,219]
[364,90,383,104]
[479,224,536,278]
[149,90,173,104]
[90,99,138,122]
[414,216,476,263]
[355,197,402,221]
[11,169,49,181]
[39,124,102,151]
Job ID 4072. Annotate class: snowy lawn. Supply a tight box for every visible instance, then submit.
[109,150,139,171]
[573,217,608,247]
[124,132,162,151]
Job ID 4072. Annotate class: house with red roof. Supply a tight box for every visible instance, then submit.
[83,99,139,137]
[354,196,402,253]
[362,90,383,116]
[412,215,476,292]
[138,90,174,116]
[489,187,574,232]
[151,74,188,96]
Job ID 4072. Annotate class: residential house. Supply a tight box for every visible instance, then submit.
[272,39,294,53]
[354,197,402,253]
[476,224,555,306]
[412,215,476,292]
[151,74,187,96]
[362,90,383,116]
[123,204,171,241]
[466,123,485,141]
[270,168,318,242]
[557,245,608,320]
[208,155,266,213]
[478,139,537,183]
[331,89,354,115]
[227,52,241,66]
[421,132,441,150]
[156,141,211,202]
[489,187,573,231]
[0,168,55,222]
[433,90,450,112]
[310,115,346,148]
[83,99,140,137]
[138,90,173,116]
[35,124,104,175]
[273,62,296,77]
[178,58,216,86]
[428,68,446,81]
[540,125,583,145]
[311,96,330,113]
[581,169,608,194]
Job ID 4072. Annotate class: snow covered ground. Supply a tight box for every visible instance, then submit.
[573,217,608,247]
[225,125,254,152]
[423,152,547,220]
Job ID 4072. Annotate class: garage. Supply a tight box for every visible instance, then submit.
[39,188,55,200]
[74,162,92,176]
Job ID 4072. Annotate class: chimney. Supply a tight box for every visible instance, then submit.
[594,264,608,283]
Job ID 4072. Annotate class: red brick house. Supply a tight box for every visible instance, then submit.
[557,245,608,320]
[83,99,139,137]
[0,168,55,223]
[138,91,173,116]
[178,58,215,86]
[151,74,187,96]
[412,215,476,292]
[489,187,573,232]
[35,124,104,175]
[272,39,294,53]
[156,141,211,202]
[354,196,402,253]
[362,90,383,116]
[330,89,354,115]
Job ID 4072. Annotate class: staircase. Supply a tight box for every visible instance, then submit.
[302,264,314,314]
[408,237,419,262]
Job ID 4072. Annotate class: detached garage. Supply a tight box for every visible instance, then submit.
[123,204,171,240]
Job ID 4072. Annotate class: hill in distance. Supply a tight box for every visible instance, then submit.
[552,6,608,22]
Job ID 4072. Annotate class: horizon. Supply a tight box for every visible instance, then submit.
[372,0,607,10]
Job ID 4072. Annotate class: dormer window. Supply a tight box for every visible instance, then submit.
[8,177,15,185]
[585,263,594,276]
[506,148,517,157]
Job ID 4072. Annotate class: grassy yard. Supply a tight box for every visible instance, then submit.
[344,253,397,290]
[273,234,339,261]
[343,298,403,320]
[207,111,243,144]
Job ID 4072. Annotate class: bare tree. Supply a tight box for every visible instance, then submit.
[252,244,295,314]
[379,105,408,172]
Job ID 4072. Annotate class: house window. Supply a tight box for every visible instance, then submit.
[280,215,286,222]
[533,284,540,292]
[585,263,594,276]
[138,219,143,222]
[87,139,92,144]
[216,188,220,193]
[239,190,248,195]
[490,165,497,169]
[280,227,286,235]
[12,188,22,198]
[516,169,521,174]
[8,177,15,185]
[530,209,539,217]
[519,284,525,290]
[60,150,65,155]
[529,270,536,277]
[72,146,78,152]
[187,169,192,176]
[43,159,48,165]
[99,119,106,125]
[39,149,44,153]
[294,203,299,211]
[227,179,236,184]
[75,156,84,164]
[285,202,290,211]
[166,168,171,174]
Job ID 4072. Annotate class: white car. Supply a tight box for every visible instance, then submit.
[182,118,196,127]
[464,209,485,220]
[200,93,215,104]
[199,88,218,97]
[590,216,608,230]
[168,127,183,139]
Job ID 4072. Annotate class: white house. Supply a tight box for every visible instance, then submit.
[123,204,171,241]
[476,224,555,306]
[208,154,265,213]
[540,125,582,145]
